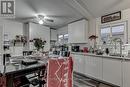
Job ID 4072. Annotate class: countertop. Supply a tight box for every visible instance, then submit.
[0,54,61,75]
[71,52,130,61]
[0,58,48,75]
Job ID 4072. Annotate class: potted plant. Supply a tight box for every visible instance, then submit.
[33,38,46,51]
[89,35,98,53]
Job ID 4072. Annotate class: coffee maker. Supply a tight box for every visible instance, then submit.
[71,46,80,52]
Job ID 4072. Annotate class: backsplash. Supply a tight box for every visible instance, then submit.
[71,43,89,51]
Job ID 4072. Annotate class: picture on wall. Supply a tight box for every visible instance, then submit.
[101,11,121,23]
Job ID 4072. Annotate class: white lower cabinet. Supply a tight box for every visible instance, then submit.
[78,55,85,74]
[123,61,130,87]
[73,54,80,72]
[102,58,122,86]
[72,54,85,74]
[71,53,124,87]
[84,56,102,80]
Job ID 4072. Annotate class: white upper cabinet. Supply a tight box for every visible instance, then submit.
[68,19,88,43]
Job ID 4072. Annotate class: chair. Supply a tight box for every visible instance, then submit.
[47,57,73,87]
[0,76,6,87]
[23,51,33,56]
[3,54,11,65]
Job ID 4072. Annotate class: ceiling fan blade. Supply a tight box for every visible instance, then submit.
[47,15,73,19]
[45,19,54,22]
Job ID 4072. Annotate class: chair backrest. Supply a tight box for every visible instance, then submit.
[47,57,73,87]
[0,76,6,87]
[3,54,11,65]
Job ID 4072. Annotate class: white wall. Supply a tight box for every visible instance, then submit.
[0,19,24,64]
[51,29,57,41]
[3,20,24,56]
[29,23,50,51]
[88,19,96,36]
[23,23,30,50]
[3,20,23,40]
[57,26,68,44]
[57,26,68,35]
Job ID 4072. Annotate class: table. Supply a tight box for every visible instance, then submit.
[0,60,47,87]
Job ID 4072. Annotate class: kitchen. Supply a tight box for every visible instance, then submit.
[0,0,130,87]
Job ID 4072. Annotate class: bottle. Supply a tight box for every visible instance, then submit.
[128,50,130,57]
[105,48,109,55]
[89,46,94,53]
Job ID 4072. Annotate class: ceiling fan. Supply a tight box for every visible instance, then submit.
[23,15,54,25]
[14,14,74,26]
[36,15,54,24]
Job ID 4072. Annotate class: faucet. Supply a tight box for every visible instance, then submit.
[113,38,122,57]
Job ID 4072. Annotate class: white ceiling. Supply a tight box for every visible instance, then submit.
[79,0,130,17]
[14,0,130,28]
[15,0,84,28]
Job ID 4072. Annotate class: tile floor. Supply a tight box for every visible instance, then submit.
[30,73,113,87]
[73,73,112,87]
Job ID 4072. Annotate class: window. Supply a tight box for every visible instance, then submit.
[58,34,68,44]
[100,22,127,43]
[58,35,63,42]
[112,25,124,42]
[64,34,68,44]
[64,34,68,39]
[101,27,111,42]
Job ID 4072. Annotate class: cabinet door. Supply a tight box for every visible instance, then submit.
[68,19,88,43]
[72,20,86,43]
[78,55,85,74]
[68,23,75,43]
[103,58,122,86]
[72,54,79,72]
[123,61,130,87]
[72,54,85,74]
[84,56,102,80]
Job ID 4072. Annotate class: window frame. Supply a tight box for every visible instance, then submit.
[100,26,111,43]
[58,33,69,44]
[99,21,128,44]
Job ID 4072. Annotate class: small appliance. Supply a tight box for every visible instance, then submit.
[72,46,80,52]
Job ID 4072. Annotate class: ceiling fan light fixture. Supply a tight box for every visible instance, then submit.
[39,20,44,24]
